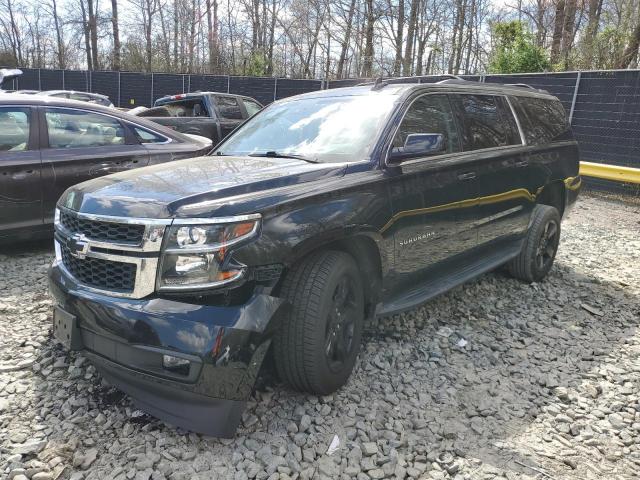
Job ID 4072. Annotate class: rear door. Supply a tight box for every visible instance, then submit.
[0,106,42,236]
[213,96,246,139]
[40,107,150,223]
[449,93,531,247]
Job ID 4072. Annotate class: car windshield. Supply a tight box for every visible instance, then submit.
[215,94,398,163]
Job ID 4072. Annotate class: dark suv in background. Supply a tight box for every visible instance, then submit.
[48,79,580,437]
[0,94,212,243]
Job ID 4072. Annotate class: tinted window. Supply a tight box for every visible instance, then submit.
[0,107,30,152]
[513,97,571,145]
[133,126,168,144]
[161,99,208,118]
[392,94,460,154]
[45,108,126,149]
[70,93,91,102]
[453,94,521,150]
[242,99,262,117]
[215,96,243,120]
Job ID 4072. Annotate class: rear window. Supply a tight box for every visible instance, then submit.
[452,94,521,150]
[159,99,208,118]
[512,97,571,145]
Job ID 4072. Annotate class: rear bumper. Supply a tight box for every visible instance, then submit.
[48,263,283,437]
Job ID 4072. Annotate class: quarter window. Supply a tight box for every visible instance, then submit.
[45,108,126,149]
[392,94,460,154]
[513,97,571,145]
[0,107,30,152]
[453,94,521,150]
[215,96,243,120]
[133,126,168,144]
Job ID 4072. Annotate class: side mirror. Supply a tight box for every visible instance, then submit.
[389,133,445,162]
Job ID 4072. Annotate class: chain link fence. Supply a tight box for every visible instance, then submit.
[4,68,640,193]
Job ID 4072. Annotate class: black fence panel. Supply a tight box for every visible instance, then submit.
[39,69,63,91]
[229,76,276,105]
[15,68,40,90]
[188,75,228,93]
[90,71,119,105]
[119,72,152,108]
[276,78,322,99]
[64,70,89,92]
[152,74,183,103]
[484,73,578,111]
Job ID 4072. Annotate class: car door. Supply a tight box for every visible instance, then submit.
[449,93,532,248]
[0,106,43,237]
[39,107,150,223]
[383,93,480,295]
[213,96,246,139]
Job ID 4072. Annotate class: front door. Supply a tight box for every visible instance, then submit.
[39,107,150,223]
[383,93,479,296]
[0,106,43,237]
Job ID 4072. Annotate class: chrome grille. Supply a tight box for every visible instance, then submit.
[60,210,145,244]
[60,242,136,292]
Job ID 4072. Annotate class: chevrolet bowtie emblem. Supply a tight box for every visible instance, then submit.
[67,234,90,259]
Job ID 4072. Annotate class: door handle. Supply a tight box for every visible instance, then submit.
[457,172,476,181]
[514,159,529,168]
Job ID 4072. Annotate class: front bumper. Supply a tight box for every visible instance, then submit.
[48,263,283,437]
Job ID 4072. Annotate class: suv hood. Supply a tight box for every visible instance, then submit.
[59,155,347,218]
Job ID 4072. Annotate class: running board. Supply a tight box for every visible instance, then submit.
[377,242,522,317]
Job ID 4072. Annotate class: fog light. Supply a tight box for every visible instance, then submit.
[162,354,190,375]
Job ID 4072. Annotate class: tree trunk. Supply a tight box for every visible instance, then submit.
[561,0,576,68]
[80,0,93,70]
[617,19,640,68]
[51,0,65,68]
[111,0,121,70]
[550,0,565,64]
[361,0,375,77]
[403,0,419,75]
[87,0,99,70]
[393,0,404,75]
[337,0,357,79]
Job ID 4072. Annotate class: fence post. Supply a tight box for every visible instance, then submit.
[38,69,41,90]
[151,73,154,106]
[227,75,230,93]
[188,75,191,93]
[118,71,121,108]
[62,69,65,90]
[273,77,278,101]
[569,71,581,125]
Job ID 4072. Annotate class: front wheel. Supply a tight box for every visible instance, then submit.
[273,250,365,395]
[508,204,561,283]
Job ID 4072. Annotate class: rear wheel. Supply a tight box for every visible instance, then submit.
[273,250,364,395]
[508,204,561,283]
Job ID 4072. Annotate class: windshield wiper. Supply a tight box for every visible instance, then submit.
[248,151,319,163]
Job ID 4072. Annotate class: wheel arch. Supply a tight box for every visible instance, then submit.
[536,180,566,218]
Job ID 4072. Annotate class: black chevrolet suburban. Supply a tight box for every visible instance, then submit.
[48,79,581,437]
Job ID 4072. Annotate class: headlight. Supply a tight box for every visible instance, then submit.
[158,214,261,291]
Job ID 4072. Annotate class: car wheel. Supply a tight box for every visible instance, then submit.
[274,250,365,395]
[508,204,561,283]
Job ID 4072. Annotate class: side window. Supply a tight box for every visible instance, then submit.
[242,99,262,117]
[45,108,126,149]
[133,126,169,144]
[453,94,521,150]
[514,97,571,145]
[0,107,30,152]
[162,99,207,118]
[215,96,243,120]
[70,93,91,102]
[392,94,460,154]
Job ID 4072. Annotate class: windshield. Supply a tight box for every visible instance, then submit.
[215,95,398,163]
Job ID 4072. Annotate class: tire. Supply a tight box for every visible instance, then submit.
[273,250,365,395]
[508,204,561,283]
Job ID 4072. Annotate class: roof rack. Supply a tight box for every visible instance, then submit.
[437,74,466,81]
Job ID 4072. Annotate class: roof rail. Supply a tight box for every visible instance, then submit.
[371,77,387,91]
[436,74,466,82]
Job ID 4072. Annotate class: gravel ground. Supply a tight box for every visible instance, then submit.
[1,193,640,480]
